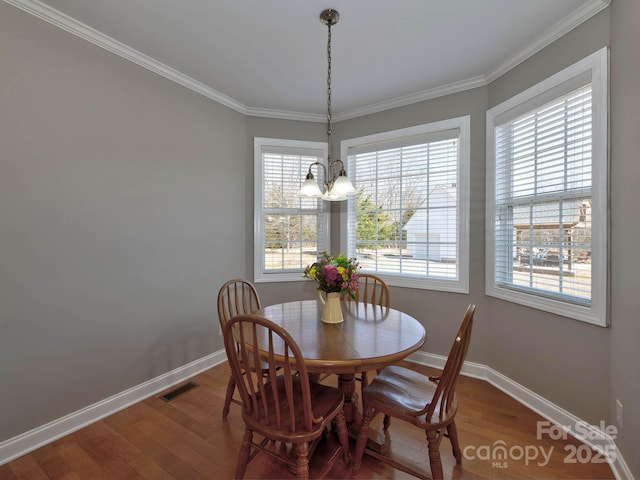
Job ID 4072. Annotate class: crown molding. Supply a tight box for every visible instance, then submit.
[3,0,250,115]
[333,76,487,122]
[486,0,611,83]
[245,107,326,123]
[246,75,487,123]
[4,0,611,122]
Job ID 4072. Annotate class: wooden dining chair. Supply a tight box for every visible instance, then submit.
[352,304,476,480]
[224,314,351,479]
[217,279,262,418]
[351,273,390,308]
[346,273,390,388]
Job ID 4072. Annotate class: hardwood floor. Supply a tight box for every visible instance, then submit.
[0,362,614,479]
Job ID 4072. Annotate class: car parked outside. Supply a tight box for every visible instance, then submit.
[519,248,568,266]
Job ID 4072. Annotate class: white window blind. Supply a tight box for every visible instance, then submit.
[494,85,592,303]
[486,47,608,326]
[254,138,329,282]
[342,117,470,292]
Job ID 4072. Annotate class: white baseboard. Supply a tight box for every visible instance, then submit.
[1,348,633,480]
[408,351,633,480]
[0,350,227,466]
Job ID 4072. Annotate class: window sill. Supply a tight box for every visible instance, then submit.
[486,284,607,327]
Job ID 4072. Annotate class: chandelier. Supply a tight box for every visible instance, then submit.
[298,9,356,202]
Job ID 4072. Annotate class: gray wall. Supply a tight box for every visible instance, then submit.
[609,0,640,475]
[486,10,611,424]
[2,2,638,476]
[0,4,247,440]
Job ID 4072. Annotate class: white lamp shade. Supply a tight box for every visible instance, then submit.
[299,178,323,197]
[331,174,356,196]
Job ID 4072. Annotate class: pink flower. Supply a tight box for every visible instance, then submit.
[323,265,339,285]
[349,273,359,295]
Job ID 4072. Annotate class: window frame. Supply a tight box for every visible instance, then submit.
[485,47,608,326]
[340,116,470,293]
[253,137,330,283]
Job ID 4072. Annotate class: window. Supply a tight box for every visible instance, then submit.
[486,47,608,326]
[341,117,470,292]
[254,138,329,282]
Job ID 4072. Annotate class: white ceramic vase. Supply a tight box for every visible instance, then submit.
[318,291,344,324]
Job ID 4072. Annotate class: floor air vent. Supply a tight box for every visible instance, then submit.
[159,381,199,402]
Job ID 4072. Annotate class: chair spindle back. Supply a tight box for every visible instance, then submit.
[223,314,319,433]
[217,279,261,328]
[352,273,390,307]
[419,304,475,421]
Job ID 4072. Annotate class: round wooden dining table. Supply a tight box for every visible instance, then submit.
[256,299,427,425]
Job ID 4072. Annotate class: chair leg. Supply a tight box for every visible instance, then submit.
[426,429,444,480]
[383,414,391,432]
[222,374,236,419]
[334,411,351,465]
[352,406,374,472]
[235,429,252,479]
[295,442,310,479]
[447,421,462,464]
[360,371,368,411]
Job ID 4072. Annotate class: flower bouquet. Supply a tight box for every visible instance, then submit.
[303,251,359,299]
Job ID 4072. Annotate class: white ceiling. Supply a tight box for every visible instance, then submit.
[9,0,609,121]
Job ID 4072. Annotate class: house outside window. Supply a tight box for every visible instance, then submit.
[485,47,608,326]
[340,117,470,293]
[254,138,329,282]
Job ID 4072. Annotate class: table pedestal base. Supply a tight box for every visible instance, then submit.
[337,373,391,455]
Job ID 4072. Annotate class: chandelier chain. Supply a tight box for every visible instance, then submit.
[326,22,332,162]
[297,9,354,201]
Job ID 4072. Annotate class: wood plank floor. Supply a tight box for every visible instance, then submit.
[0,362,614,479]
